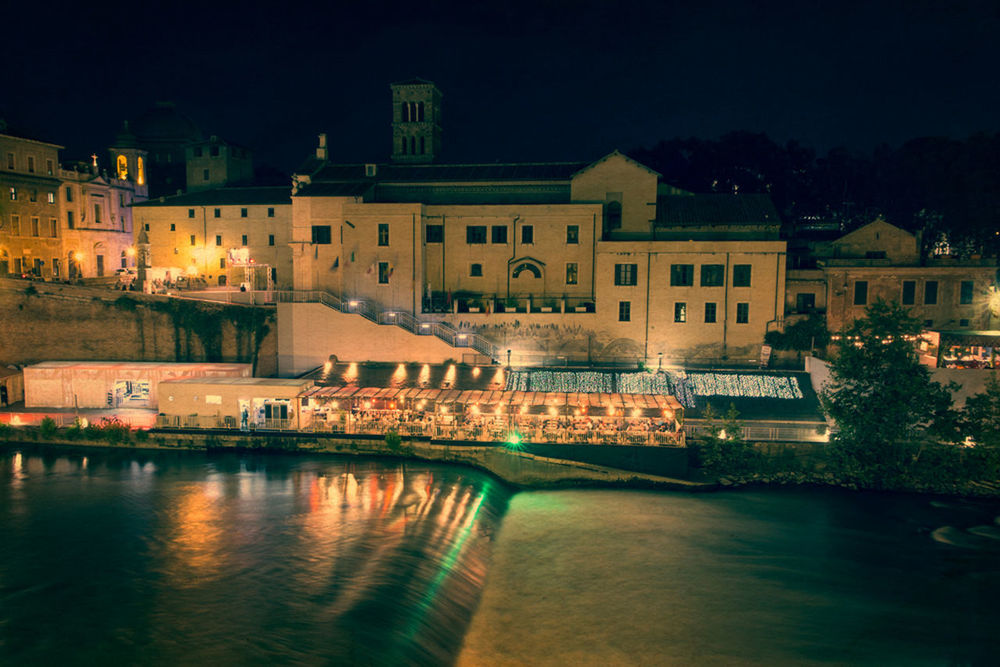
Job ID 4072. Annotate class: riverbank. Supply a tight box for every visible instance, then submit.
[0,429,712,493]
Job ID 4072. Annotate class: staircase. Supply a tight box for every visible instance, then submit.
[274,290,499,361]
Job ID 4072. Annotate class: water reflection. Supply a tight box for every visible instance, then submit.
[0,446,510,666]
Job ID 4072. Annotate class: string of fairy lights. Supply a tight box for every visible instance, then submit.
[505,370,804,408]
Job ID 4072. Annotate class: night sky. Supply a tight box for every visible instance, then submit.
[4,0,997,172]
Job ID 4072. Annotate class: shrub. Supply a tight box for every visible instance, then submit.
[385,430,402,452]
[65,420,84,440]
[0,422,12,439]
[39,417,58,440]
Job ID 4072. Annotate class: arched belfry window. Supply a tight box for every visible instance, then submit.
[417,102,425,121]
[410,137,416,155]
[401,103,410,122]
[603,201,622,239]
[401,137,407,155]
[512,262,542,279]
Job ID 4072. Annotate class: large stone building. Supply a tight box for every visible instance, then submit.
[279,80,786,370]
[786,218,999,332]
[132,186,292,289]
[1,126,146,280]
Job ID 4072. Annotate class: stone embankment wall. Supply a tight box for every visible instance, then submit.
[0,280,277,375]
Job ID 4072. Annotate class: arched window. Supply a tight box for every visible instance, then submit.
[512,262,541,279]
[401,103,410,122]
[417,102,424,121]
[116,155,128,180]
[420,136,426,154]
[603,201,622,239]
[410,137,416,155]
[401,137,407,155]
[136,157,145,185]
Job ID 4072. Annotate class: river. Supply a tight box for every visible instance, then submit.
[2,446,999,665]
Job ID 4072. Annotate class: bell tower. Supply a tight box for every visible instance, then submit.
[391,79,442,163]
[108,121,149,198]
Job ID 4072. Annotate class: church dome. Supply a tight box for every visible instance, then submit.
[111,120,139,148]
[132,102,203,143]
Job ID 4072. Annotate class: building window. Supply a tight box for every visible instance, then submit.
[170,223,176,231]
[378,223,389,246]
[190,235,196,246]
[121,251,128,269]
[604,201,622,237]
[566,225,579,244]
[203,169,210,181]
[52,258,60,277]
[241,208,248,218]
[65,187,73,202]
[46,159,53,175]
[512,262,541,278]
[733,264,752,287]
[47,192,54,204]
[220,258,225,269]
[902,280,915,305]
[312,226,331,244]
[670,264,694,287]
[521,225,534,244]
[400,137,407,155]
[618,301,631,322]
[566,263,578,285]
[796,293,816,312]
[144,224,149,231]
[210,145,220,157]
[93,203,102,223]
[420,136,426,155]
[137,157,144,185]
[215,235,222,246]
[426,225,443,243]
[960,280,974,305]
[30,190,37,202]
[268,234,275,246]
[214,208,221,218]
[96,255,105,277]
[49,218,57,237]
[10,215,19,236]
[960,318,970,327]
[187,208,195,218]
[924,319,934,328]
[736,302,749,323]
[674,302,687,322]
[67,211,74,229]
[378,261,390,284]
[700,264,724,287]
[31,217,40,236]
[466,225,487,244]
[924,281,938,305]
[705,302,717,323]
[9,187,15,200]
[5,153,12,170]
[614,263,638,286]
[470,263,483,277]
[119,193,125,207]
[27,156,35,173]
[267,208,274,218]
[241,234,247,246]
[491,225,507,244]
[853,281,868,306]
[194,147,203,157]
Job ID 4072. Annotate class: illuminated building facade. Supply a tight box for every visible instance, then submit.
[282,80,786,366]
[1,127,145,280]
[132,186,292,288]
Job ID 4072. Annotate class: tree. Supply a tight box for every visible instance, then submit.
[961,372,1000,447]
[697,403,759,474]
[821,300,958,486]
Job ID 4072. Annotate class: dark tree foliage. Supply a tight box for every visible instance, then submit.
[631,131,1000,257]
[821,300,959,487]
[962,373,1000,448]
[764,314,830,352]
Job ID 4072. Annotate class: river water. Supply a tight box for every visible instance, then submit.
[2,446,999,665]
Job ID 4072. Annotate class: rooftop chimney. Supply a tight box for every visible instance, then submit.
[316,133,328,160]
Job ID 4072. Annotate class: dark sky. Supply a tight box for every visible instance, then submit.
[4,0,997,172]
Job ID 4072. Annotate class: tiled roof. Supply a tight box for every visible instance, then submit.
[310,161,591,183]
[655,194,781,226]
[133,186,291,207]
